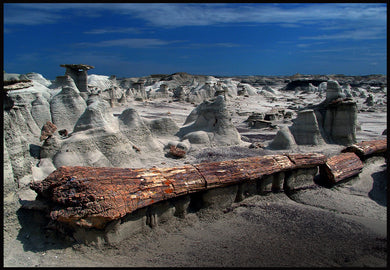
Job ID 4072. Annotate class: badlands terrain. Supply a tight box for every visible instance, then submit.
[3,68,388,267]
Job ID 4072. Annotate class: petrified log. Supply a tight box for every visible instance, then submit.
[31,165,205,229]
[30,154,326,229]
[287,153,328,168]
[320,152,363,184]
[341,139,387,159]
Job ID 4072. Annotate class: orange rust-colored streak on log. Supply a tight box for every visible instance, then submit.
[30,153,327,229]
[341,139,387,158]
[154,166,206,195]
[321,152,363,184]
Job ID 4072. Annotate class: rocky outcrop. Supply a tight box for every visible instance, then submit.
[50,86,87,132]
[321,99,357,145]
[51,102,162,168]
[51,75,79,91]
[177,96,241,146]
[304,80,359,145]
[364,93,375,106]
[3,110,37,185]
[31,93,52,129]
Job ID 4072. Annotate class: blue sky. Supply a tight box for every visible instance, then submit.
[3,3,387,79]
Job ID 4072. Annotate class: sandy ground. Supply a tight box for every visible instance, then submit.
[3,94,387,267]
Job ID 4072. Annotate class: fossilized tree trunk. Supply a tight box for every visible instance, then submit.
[341,139,387,159]
[30,153,327,229]
[320,152,364,184]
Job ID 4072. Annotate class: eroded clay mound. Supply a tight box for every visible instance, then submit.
[177,96,241,146]
[50,86,87,132]
[51,97,163,169]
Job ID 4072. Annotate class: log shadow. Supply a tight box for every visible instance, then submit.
[16,208,73,252]
[368,168,387,207]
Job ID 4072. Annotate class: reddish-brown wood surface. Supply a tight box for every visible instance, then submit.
[31,154,327,229]
[321,152,364,184]
[341,139,387,158]
[287,153,328,168]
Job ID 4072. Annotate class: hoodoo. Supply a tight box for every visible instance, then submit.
[60,64,94,92]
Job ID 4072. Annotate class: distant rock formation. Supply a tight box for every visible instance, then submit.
[177,96,241,146]
[284,79,327,91]
[273,79,358,147]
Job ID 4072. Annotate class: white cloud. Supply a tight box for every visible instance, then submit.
[300,28,386,41]
[5,3,386,28]
[75,38,185,48]
[189,42,243,48]
[84,27,144,35]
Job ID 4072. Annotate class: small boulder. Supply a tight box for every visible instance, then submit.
[40,121,57,142]
[168,145,186,159]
